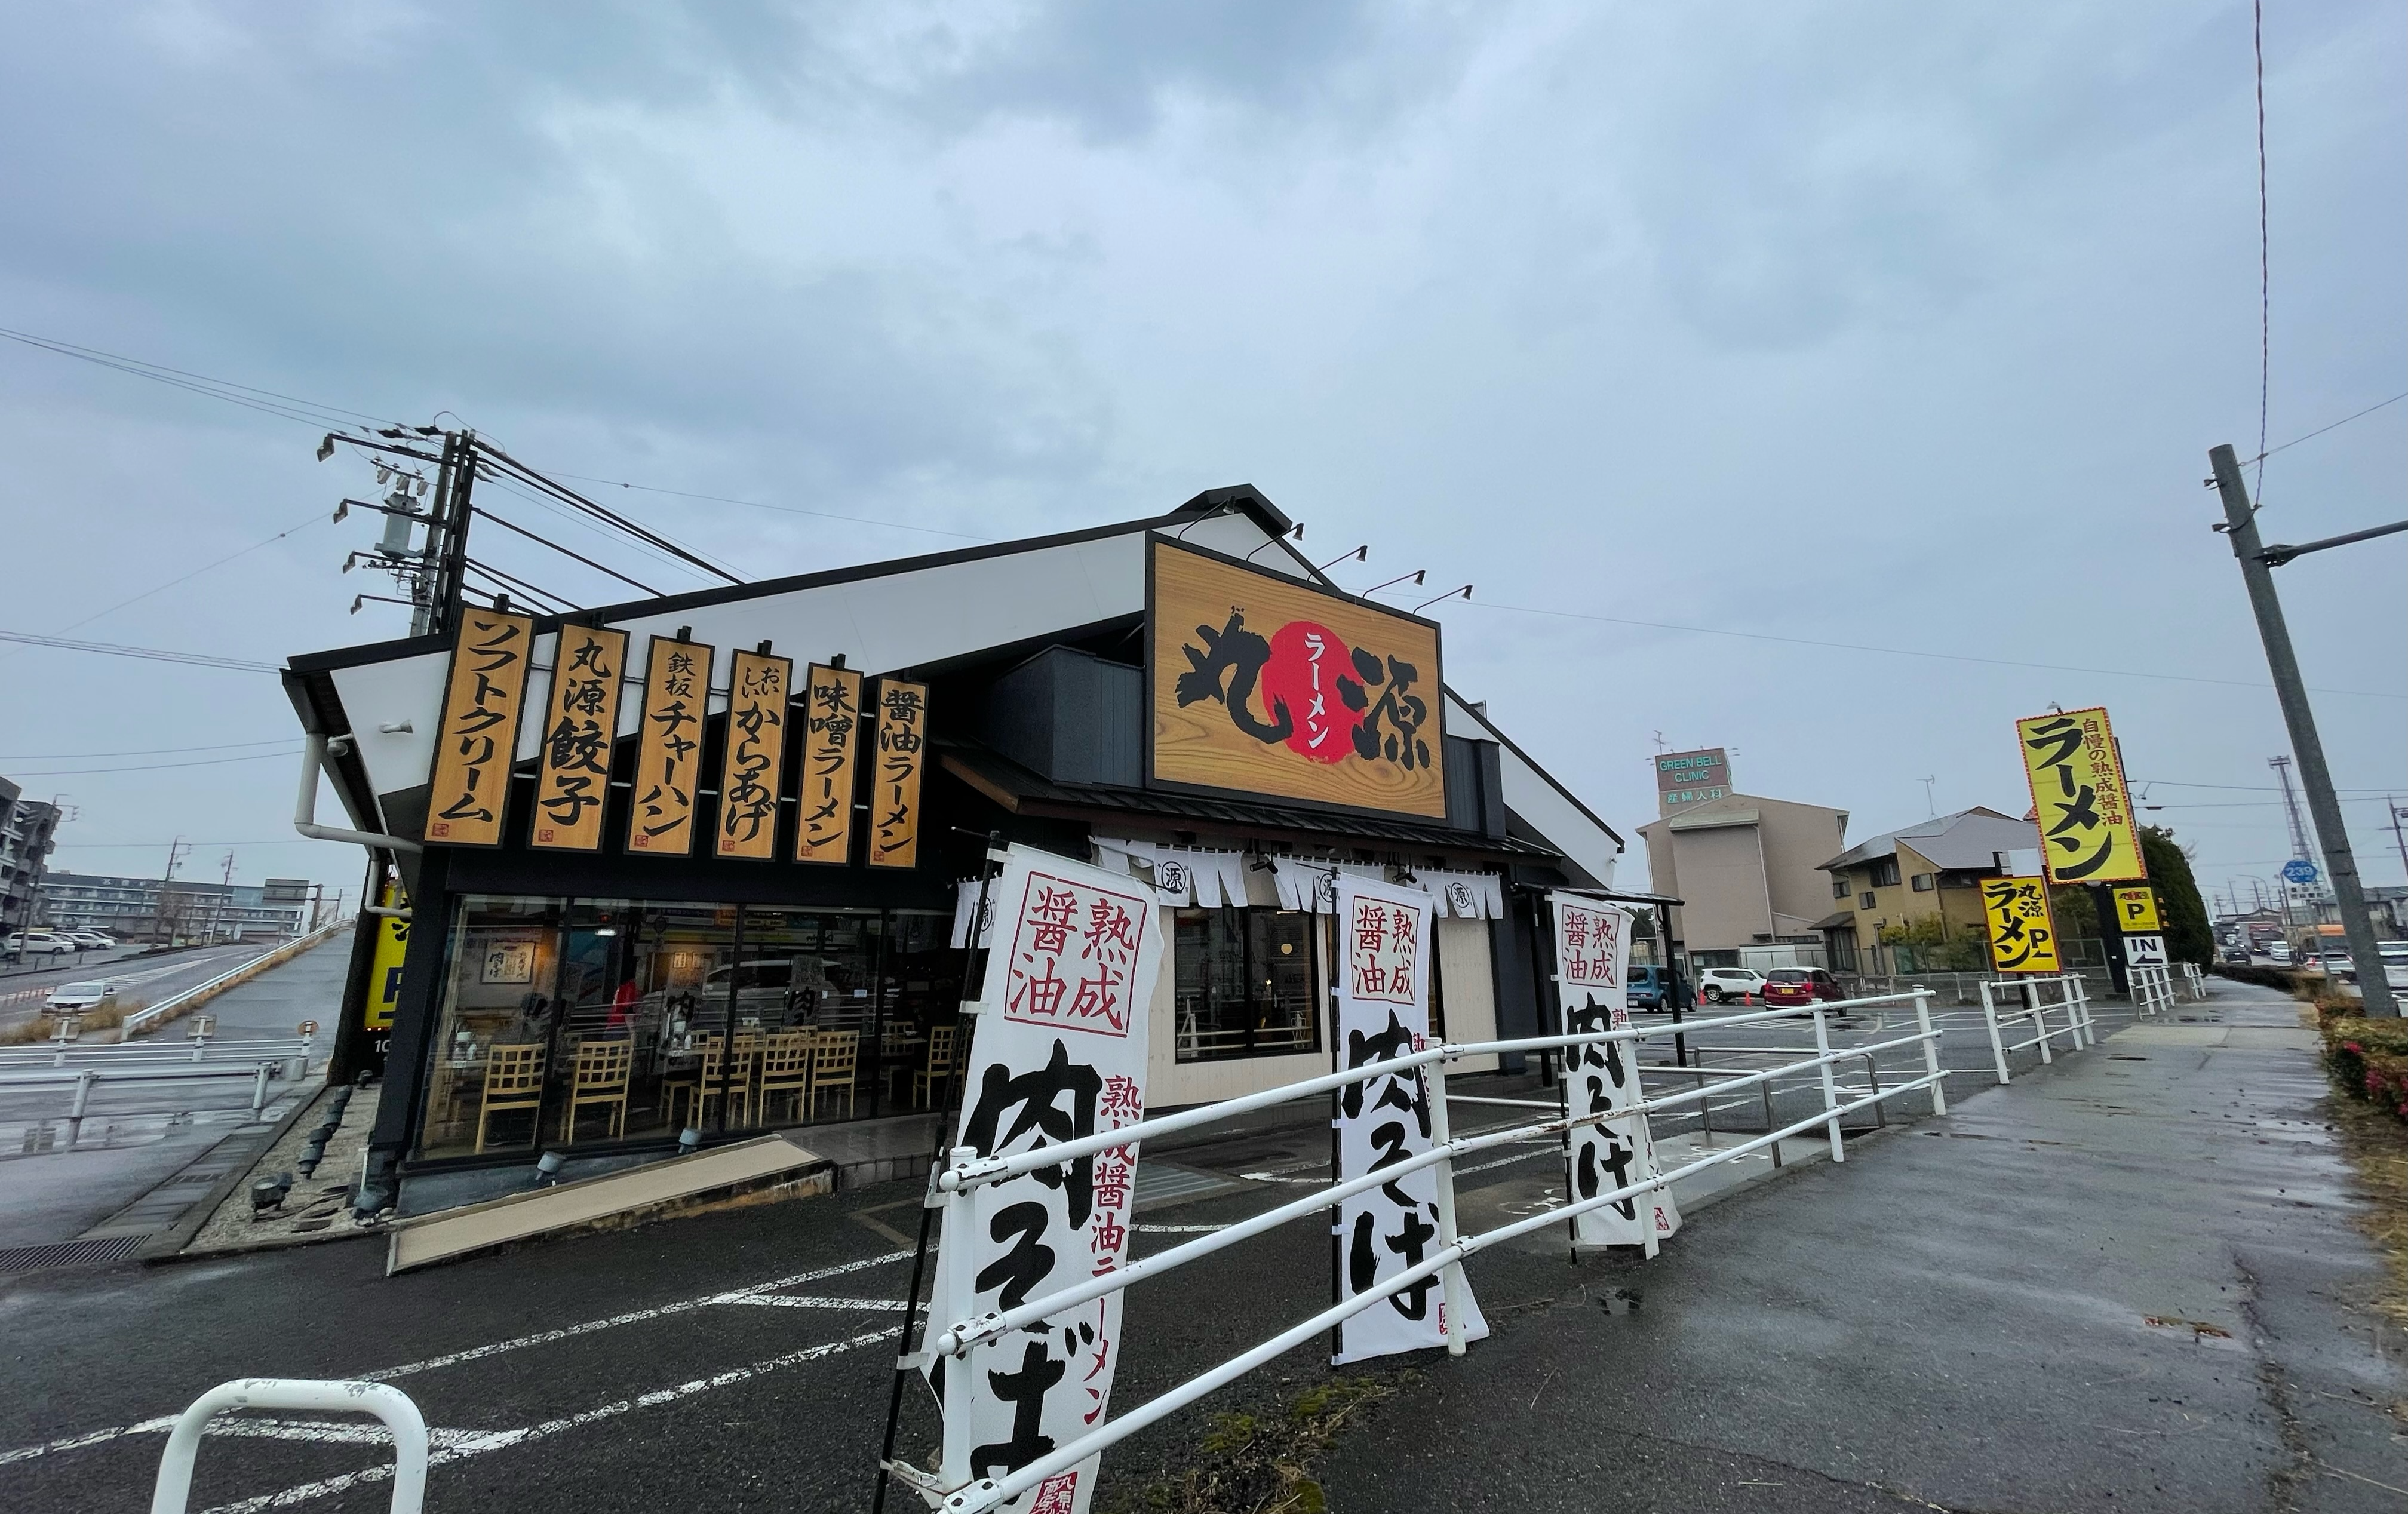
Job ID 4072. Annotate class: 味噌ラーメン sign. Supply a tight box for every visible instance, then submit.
[1148,538,1445,820]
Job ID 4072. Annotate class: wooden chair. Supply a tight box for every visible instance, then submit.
[910,1024,957,1109]
[474,1043,548,1153]
[807,1030,858,1121]
[757,1030,814,1125]
[697,1033,762,1130]
[559,1038,633,1142]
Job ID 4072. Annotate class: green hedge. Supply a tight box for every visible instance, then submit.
[2212,962,2300,993]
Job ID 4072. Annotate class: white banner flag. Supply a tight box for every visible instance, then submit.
[1331,874,1489,1365]
[944,846,1165,1514]
[1549,894,1681,1249]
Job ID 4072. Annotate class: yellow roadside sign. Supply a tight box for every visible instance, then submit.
[1980,876,2062,973]
[2114,886,2161,933]
[2016,707,2147,885]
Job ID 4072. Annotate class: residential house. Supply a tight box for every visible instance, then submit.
[1817,807,2041,973]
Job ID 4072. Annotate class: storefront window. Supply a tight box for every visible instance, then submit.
[1174,906,1320,1062]
[417,898,971,1160]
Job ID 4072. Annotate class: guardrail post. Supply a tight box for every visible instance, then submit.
[251,1063,271,1116]
[64,1068,96,1148]
[2032,996,2055,1065]
[1913,989,1946,1115]
[1423,1052,1469,1357]
[938,1146,978,1494]
[1810,1005,1844,1163]
[150,1378,428,1514]
[1979,983,2011,1084]
[1863,1052,1886,1129]
[1760,1081,1782,1166]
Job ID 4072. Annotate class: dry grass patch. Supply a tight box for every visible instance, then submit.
[1101,1375,1405,1514]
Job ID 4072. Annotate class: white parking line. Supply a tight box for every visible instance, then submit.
[194,1330,895,1514]
[0,1248,913,1469]
[726,1294,911,1312]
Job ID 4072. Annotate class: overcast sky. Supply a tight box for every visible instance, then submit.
[1,1,2399,911]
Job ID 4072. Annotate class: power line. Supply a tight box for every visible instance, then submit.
[0,326,397,433]
[476,444,743,586]
[0,738,295,761]
[5,748,301,778]
[2246,390,2408,466]
[540,469,993,543]
[468,503,662,597]
[2251,0,2271,502]
[0,629,279,672]
[2132,778,2394,794]
[1466,600,2405,700]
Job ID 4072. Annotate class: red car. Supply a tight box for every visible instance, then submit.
[1760,968,1844,1006]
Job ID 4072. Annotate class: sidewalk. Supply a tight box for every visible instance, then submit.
[1317,982,2406,1512]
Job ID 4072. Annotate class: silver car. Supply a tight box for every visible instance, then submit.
[45,979,119,1012]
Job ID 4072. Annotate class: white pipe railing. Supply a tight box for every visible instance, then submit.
[896,992,1950,1513]
[150,1379,426,1514]
[2129,964,2176,1017]
[120,922,349,1034]
[0,1034,315,1070]
[0,1059,288,1145]
[1977,975,2094,1083]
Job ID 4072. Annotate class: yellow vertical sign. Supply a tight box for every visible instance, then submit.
[1980,877,2062,973]
[715,649,793,860]
[425,609,535,846]
[2114,886,2160,932]
[868,678,929,869]
[530,625,629,852]
[628,635,711,856]
[366,881,410,1031]
[794,663,864,864]
[2016,706,2146,885]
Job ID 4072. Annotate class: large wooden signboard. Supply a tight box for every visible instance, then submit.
[425,609,535,846]
[627,636,712,856]
[1147,538,1446,820]
[530,625,629,852]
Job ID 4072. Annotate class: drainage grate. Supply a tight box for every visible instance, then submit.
[0,1236,145,1275]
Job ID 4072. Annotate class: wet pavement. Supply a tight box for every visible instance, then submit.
[0,980,2397,1512]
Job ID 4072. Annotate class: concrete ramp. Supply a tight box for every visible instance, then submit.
[386,1135,830,1275]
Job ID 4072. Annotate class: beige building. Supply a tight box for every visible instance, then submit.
[1816,807,2042,972]
[1639,791,1851,972]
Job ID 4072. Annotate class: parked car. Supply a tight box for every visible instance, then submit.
[1695,967,1769,1004]
[62,930,115,951]
[2264,941,2293,965]
[2379,942,2408,990]
[5,932,78,958]
[44,979,119,1013]
[1627,964,1666,1010]
[1761,968,1844,1006]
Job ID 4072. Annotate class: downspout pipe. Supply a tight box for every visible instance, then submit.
[294,732,424,856]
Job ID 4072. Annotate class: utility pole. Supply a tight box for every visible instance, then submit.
[2207,443,2397,1015]
[2388,799,2408,883]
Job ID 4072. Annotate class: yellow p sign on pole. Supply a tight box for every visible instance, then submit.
[2114,886,2161,933]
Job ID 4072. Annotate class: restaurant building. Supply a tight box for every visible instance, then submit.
[283,487,1628,1212]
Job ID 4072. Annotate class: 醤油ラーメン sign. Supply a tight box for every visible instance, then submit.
[1148,538,1445,819]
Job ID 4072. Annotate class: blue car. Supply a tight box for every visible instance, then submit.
[1627,964,1667,1010]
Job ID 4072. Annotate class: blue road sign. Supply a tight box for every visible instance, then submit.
[2281,858,2319,885]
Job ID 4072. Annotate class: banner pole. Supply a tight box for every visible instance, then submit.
[871,830,1000,1514]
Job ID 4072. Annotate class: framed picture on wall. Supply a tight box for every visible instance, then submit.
[481,941,538,985]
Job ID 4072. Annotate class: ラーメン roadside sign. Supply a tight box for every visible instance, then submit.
[2016,707,2146,885]
[1980,877,2061,973]
[2114,886,2161,933]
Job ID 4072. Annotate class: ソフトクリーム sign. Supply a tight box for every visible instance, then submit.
[1149,538,1445,820]
[425,609,533,846]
